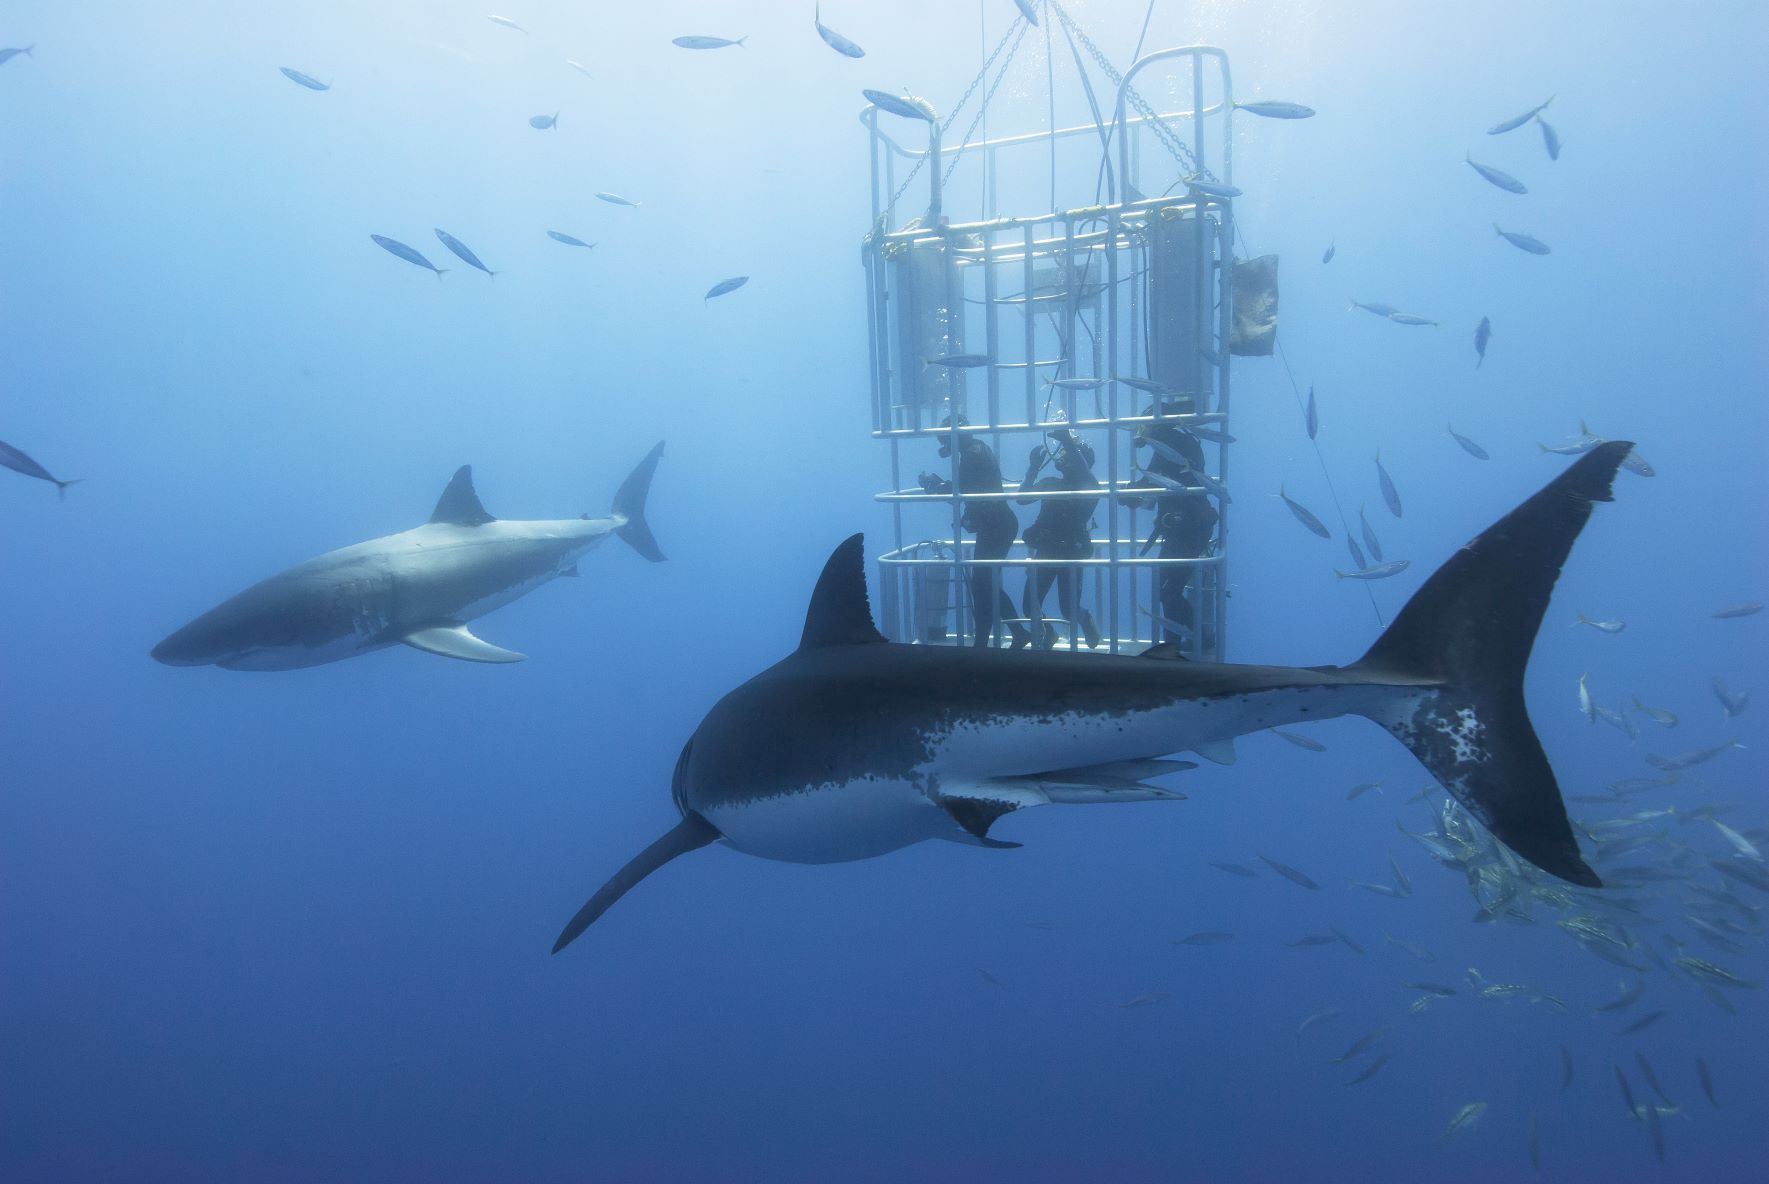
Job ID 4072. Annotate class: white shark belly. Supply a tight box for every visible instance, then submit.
[702,777,950,864]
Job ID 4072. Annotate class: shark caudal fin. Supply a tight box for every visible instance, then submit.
[610,441,666,562]
[1351,442,1632,888]
[552,812,719,953]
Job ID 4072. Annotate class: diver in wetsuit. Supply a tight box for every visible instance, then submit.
[1133,398,1219,647]
[918,416,1031,649]
[1017,417,1102,650]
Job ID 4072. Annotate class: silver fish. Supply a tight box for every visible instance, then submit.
[1448,423,1489,460]
[1577,674,1595,723]
[595,191,639,208]
[529,111,558,130]
[1474,316,1492,367]
[1560,1046,1575,1090]
[813,5,864,58]
[1288,934,1340,947]
[1360,504,1383,562]
[1466,155,1528,194]
[1334,560,1411,581]
[279,67,328,91]
[1305,386,1319,439]
[1635,1053,1673,1106]
[862,89,935,122]
[434,229,494,277]
[546,230,594,248]
[1348,535,1368,570]
[704,276,749,301]
[1696,1057,1718,1108]
[566,59,592,77]
[1387,313,1440,326]
[1278,484,1330,539]
[1113,375,1182,395]
[1210,861,1257,877]
[1184,176,1242,200]
[1352,881,1404,897]
[1346,781,1381,801]
[1537,116,1562,160]
[1175,931,1234,946]
[1348,298,1400,317]
[0,439,80,499]
[1045,376,1107,390]
[1296,1007,1339,1036]
[0,45,36,67]
[1258,854,1320,890]
[1646,740,1743,772]
[1489,96,1553,135]
[1116,992,1167,1008]
[1374,451,1403,517]
[673,35,747,50]
[1620,448,1655,477]
[1573,612,1625,633]
[1187,425,1237,445]
[1442,1102,1487,1139]
[1711,601,1763,619]
[1495,224,1551,254]
[1711,819,1761,861]
[1322,243,1336,264]
[370,234,446,277]
[925,353,992,369]
[1711,678,1749,720]
[1344,1054,1388,1085]
[1330,1029,1384,1063]
[1595,978,1645,1012]
[1384,933,1434,962]
[1237,100,1315,119]
[1619,1009,1665,1034]
[486,15,528,34]
[1270,728,1326,752]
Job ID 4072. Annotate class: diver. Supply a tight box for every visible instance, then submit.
[1132,396,1219,648]
[1017,414,1102,650]
[918,415,1031,649]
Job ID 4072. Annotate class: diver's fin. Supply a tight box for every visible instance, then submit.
[1193,739,1237,765]
[552,812,721,952]
[799,534,889,649]
[1351,442,1632,888]
[430,465,495,526]
[611,441,667,562]
[401,622,526,663]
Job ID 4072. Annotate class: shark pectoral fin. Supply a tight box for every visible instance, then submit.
[553,812,722,953]
[940,783,1047,843]
[1193,739,1237,765]
[401,623,527,663]
[558,563,580,578]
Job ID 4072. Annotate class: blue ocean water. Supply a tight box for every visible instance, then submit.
[3,2,1765,1181]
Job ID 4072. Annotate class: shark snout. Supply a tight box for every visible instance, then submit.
[150,629,211,666]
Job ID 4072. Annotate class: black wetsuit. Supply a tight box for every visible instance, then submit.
[1138,424,1218,644]
[1018,435,1102,648]
[926,437,1027,647]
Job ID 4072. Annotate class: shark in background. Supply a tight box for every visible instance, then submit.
[552,443,1634,953]
[152,443,664,670]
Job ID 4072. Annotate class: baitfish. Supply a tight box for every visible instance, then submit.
[1184,176,1242,200]
[1466,155,1528,194]
[1387,313,1440,326]
[862,89,936,122]
[1210,861,1256,877]
[0,439,81,499]
[1330,1029,1384,1063]
[1489,96,1553,135]
[925,353,992,369]
[1537,116,1562,160]
[1346,781,1381,801]
[1344,1054,1388,1085]
[1646,740,1743,772]
[595,191,639,207]
[1259,854,1320,890]
[1348,298,1400,317]
[1442,1102,1487,1139]
[434,229,495,277]
[1287,934,1340,947]
[1348,535,1367,570]
[370,234,447,277]
[1270,728,1326,752]
[1296,1007,1340,1036]
[486,15,528,34]
[1175,931,1234,946]
[1334,561,1411,582]
[1360,504,1383,562]
[1619,1009,1666,1034]
[546,230,594,248]
[1374,451,1403,517]
[279,66,328,91]
[673,35,747,50]
[1322,242,1336,264]
[1495,224,1551,254]
[1474,316,1492,366]
[1237,100,1315,119]
[1448,423,1489,460]
[704,276,750,301]
[1711,601,1762,619]
[1305,386,1319,439]
[529,111,558,130]
[1560,1046,1575,1090]
[1278,484,1331,539]
[814,5,865,58]
[1711,677,1749,721]
[1573,612,1625,633]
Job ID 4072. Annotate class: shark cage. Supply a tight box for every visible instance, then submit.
[863,10,1276,661]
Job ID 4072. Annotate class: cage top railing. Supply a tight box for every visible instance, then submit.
[862,93,1230,166]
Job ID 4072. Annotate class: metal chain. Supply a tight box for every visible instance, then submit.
[886,15,1027,214]
[942,19,1032,188]
[1049,0,1215,182]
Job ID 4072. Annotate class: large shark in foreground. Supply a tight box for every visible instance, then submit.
[153,443,664,670]
[553,444,1635,952]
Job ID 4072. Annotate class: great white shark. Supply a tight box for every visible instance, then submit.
[552,443,1634,952]
[152,443,664,670]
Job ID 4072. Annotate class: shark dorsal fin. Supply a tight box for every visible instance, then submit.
[430,465,495,526]
[799,534,888,650]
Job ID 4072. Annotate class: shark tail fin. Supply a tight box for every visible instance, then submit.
[552,812,720,952]
[1349,442,1633,889]
[55,478,83,501]
[611,441,666,562]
